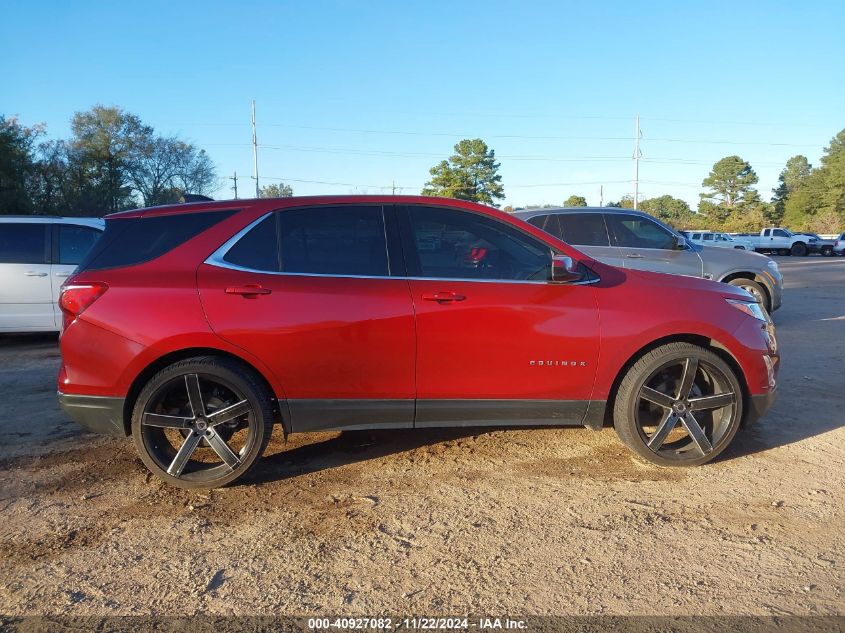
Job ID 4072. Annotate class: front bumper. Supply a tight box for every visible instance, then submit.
[745,390,777,425]
[58,392,127,437]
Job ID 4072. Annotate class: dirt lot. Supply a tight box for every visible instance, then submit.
[0,257,843,617]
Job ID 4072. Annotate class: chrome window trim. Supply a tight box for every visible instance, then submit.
[205,212,600,286]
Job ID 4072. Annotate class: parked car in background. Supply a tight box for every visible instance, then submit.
[835,233,845,255]
[802,233,836,256]
[0,216,104,333]
[737,227,818,256]
[682,230,754,250]
[514,208,783,313]
[58,196,778,488]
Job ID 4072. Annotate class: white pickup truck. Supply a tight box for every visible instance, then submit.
[736,227,818,257]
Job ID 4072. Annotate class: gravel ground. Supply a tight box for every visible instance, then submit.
[0,257,843,617]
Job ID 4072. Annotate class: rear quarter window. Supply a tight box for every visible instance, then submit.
[77,210,235,271]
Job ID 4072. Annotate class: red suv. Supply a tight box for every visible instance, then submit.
[58,196,779,488]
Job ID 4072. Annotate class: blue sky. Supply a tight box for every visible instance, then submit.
[3,0,843,209]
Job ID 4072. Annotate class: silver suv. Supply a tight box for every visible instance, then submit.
[514,207,783,312]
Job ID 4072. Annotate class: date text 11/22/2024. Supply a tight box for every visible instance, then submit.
[307,618,528,630]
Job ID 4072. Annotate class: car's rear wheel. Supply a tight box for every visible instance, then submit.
[131,357,275,489]
[613,343,743,467]
[821,246,833,257]
[726,278,769,312]
[791,243,808,256]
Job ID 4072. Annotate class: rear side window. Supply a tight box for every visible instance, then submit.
[0,223,48,264]
[557,213,610,246]
[279,205,388,276]
[223,214,280,271]
[221,205,390,277]
[78,210,235,271]
[56,224,102,265]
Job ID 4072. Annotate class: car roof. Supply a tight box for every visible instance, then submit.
[105,195,503,219]
[512,206,651,219]
[0,215,104,227]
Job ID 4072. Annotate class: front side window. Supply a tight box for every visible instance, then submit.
[0,223,47,264]
[557,213,610,246]
[57,225,102,265]
[606,214,676,250]
[404,206,551,281]
[773,229,789,238]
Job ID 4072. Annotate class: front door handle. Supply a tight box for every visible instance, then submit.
[225,284,272,296]
[422,291,466,303]
[25,271,48,277]
[625,253,645,259]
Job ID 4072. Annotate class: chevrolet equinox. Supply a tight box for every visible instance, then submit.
[58,196,779,488]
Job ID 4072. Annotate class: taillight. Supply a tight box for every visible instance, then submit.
[59,283,108,330]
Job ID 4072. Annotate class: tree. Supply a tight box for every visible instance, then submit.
[563,195,587,207]
[260,183,293,198]
[422,138,504,206]
[0,115,43,213]
[638,195,692,226]
[700,155,759,209]
[69,105,152,213]
[607,195,635,209]
[771,155,811,224]
[783,129,845,231]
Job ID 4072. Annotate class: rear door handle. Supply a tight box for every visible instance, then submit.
[55,272,72,278]
[225,284,272,296]
[422,291,466,303]
[625,253,645,259]
[25,271,48,277]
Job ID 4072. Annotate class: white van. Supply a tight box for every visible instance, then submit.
[0,216,104,332]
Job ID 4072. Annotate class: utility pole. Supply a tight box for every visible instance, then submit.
[230,171,238,199]
[633,114,642,209]
[392,180,396,195]
[251,100,260,198]
[599,185,603,207]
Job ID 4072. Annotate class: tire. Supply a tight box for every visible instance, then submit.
[726,278,770,312]
[131,356,275,489]
[613,342,744,467]
[791,242,808,256]
[821,246,833,257]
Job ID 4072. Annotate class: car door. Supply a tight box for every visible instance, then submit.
[399,204,600,427]
[198,204,416,432]
[51,223,103,323]
[0,222,55,331]
[605,213,703,278]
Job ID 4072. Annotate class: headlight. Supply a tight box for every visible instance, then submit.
[726,298,769,322]
[766,260,779,272]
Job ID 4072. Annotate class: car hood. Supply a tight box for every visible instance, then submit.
[623,266,753,302]
[696,245,772,270]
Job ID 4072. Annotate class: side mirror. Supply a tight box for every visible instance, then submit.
[551,255,584,283]
[672,235,687,250]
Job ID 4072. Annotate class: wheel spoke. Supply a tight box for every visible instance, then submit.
[647,412,680,450]
[681,412,713,455]
[167,432,203,476]
[185,374,205,418]
[143,413,194,428]
[640,386,675,409]
[677,357,699,400]
[688,392,734,411]
[207,399,251,426]
[205,429,241,470]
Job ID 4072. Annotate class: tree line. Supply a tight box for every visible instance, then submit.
[1,106,217,216]
[420,130,845,233]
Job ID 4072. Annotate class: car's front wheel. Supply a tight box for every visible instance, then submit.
[131,356,275,489]
[613,343,744,467]
[791,243,808,256]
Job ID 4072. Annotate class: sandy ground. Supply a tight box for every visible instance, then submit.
[0,257,843,617]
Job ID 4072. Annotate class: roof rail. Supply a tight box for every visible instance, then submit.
[179,194,214,203]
